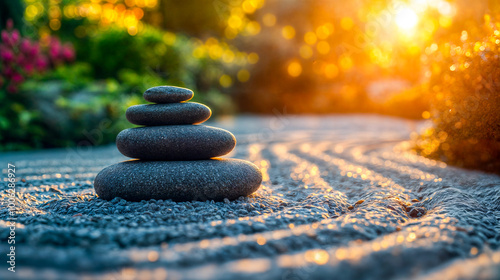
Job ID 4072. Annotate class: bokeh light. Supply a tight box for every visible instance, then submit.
[282,25,296,40]
[395,7,419,31]
[288,61,302,77]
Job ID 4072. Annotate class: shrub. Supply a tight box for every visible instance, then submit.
[416,21,500,173]
[0,20,77,150]
[0,62,133,150]
[0,19,240,150]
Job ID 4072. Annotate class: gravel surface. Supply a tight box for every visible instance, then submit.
[1,115,499,280]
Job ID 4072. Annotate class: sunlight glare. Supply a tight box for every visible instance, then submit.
[395,7,418,31]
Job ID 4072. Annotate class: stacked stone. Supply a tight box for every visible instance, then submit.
[94,86,262,202]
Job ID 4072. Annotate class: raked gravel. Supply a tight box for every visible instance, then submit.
[1,115,499,280]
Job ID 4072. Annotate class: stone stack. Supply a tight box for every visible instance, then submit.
[94,86,262,201]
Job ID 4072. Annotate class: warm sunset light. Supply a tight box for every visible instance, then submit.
[395,7,419,31]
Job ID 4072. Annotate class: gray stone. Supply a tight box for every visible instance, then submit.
[143,86,193,103]
[93,159,262,201]
[116,125,236,160]
[126,102,211,126]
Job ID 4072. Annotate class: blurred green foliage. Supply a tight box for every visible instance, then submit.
[1,62,130,150]
[0,25,235,150]
[0,0,237,151]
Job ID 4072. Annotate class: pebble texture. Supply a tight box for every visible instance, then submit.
[1,116,499,280]
[143,86,193,103]
[126,102,212,126]
[94,159,262,201]
[116,125,236,160]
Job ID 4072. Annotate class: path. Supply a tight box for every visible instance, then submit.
[1,115,499,279]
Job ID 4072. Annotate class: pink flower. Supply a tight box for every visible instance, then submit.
[49,37,60,49]
[23,63,34,74]
[20,39,31,54]
[16,53,25,65]
[11,72,24,83]
[61,44,75,61]
[0,29,75,91]
[49,40,61,62]
[11,30,19,45]
[29,42,40,57]
[0,49,14,63]
[35,56,48,71]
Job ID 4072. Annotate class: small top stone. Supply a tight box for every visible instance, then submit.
[144,86,193,103]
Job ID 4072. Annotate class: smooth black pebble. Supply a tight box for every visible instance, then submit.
[116,125,236,160]
[143,86,193,103]
[94,159,263,201]
[126,102,211,126]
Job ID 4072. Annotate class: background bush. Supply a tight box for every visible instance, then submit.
[415,19,500,173]
[0,0,243,150]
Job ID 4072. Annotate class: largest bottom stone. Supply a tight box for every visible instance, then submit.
[94,159,262,201]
